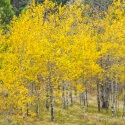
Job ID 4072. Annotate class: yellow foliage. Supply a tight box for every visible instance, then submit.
[1,0,125,120]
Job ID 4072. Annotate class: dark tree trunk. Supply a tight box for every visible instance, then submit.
[97,78,100,112]
[26,103,29,116]
[66,88,68,109]
[50,84,54,121]
[70,91,73,106]
[46,82,49,110]
[101,84,105,108]
[36,95,40,118]
[111,79,115,116]
[62,85,66,108]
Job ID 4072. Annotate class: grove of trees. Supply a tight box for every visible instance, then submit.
[1,0,125,124]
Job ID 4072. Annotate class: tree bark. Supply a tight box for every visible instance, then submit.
[36,96,40,118]
[46,82,49,110]
[70,91,73,106]
[50,84,54,121]
[26,103,29,116]
[66,88,68,109]
[85,82,88,107]
[111,78,115,116]
[97,78,100,112]
[62,85,66,108]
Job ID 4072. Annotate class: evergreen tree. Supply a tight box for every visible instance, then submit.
[0,0,14,27]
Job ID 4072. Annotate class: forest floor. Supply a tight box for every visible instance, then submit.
[1,95,125,125]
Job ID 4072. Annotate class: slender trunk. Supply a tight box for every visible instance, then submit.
[115,78,118,115]
[105,79,109,113]
[26,103,29,116]
[82,92,85,118]
[111,79,115,116]
[46,82,49,110]
[46,99,49,110]
[101,84,105,108]
[32,83,34,94]
[31,83,34,108]
[80,92,82,105]
[62,85,66,108]
[66,88,68,109]
[36,93,40,118]
[85,83,88,107]
[83,92,86,106]
[85,90,88,107]
[97,78,100,112]
[50,84,54,121]
[70,91,73,106]
[117,90,119,114]
[48,62,54,121]
[115,58,118,115]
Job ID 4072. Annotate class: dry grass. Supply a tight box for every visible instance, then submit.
[1,95,125,125]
